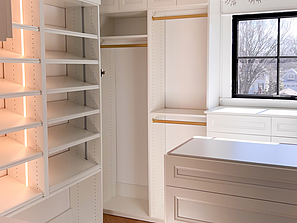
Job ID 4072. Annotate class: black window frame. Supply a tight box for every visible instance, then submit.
[232,11,297,100]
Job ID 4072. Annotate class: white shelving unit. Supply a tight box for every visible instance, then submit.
[1,0,102,222]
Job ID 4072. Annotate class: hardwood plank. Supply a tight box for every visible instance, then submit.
[103,214,148,223]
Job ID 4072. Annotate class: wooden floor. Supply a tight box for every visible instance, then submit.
[103,214,149,223]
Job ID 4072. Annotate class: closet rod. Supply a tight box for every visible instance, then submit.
[152,118,206,126]
[152,13,207,21]
[101,44,147,48]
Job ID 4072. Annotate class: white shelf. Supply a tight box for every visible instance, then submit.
[48,123,100,155]
[45,51,98,64]
[45,25,98,39]
[0,136,42,172]
[104,196,150,222]
[47,100,100,124]
[0,79,40,99]
[49,151,101,193]
[0,109,41,135]
[46,76,99,94]
[12,23,39,32]
[151,108,206,118]
[0,49,40,64]
[101,35,148,45]
[0,175,42,215]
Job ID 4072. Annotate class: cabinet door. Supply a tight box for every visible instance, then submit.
[148,0,176,9]
[177,0,207,6]
[120,0,147,11]
[100,0,119,13]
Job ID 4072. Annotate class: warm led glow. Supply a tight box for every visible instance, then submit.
[25,162,29,187]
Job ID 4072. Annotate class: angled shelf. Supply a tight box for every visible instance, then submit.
[45,25,98,39]
[48,123,100,155]
[0,175,42,215]
[45,51,98,65]
[46,76,99,94]
[0,109,41,135]
[0,79,40,99]
[0,136,42,172]
[0,49,40,64]
[49,151,101,193]
[150,108,206,118]
[47,100,100,124]
[12,23,39,32]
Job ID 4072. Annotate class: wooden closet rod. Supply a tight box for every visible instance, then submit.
[152,13,207,21]
[152,118,206,126]
[101,44,148,48]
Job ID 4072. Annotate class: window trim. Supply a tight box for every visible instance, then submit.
[232,11,297,100]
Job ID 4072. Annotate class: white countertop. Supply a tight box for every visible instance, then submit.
[168,136,297,169]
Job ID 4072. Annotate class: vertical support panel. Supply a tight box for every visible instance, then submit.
[207,0,221,109]
[3,29,22,54]
[4,63,23,85]
[28,157,45,192]
[66,7,82,32]
[8,163,26,185]
[23,0,40,27]
[71,173,102,223]
[147,10,166,220]
[101,48,117,203]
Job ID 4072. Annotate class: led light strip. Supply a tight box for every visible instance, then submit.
[20,0,29,187]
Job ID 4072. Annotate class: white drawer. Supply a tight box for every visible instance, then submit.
[165,154,297,206]
[272,136,297,145]
[207,114,271,136]
[272,118,297,137]
[166,186,297,223]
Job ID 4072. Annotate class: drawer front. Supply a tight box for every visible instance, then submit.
[207,114,271,136]
[165,155,297,206]
[166,186,297,223]
[272,136,297,144]
[272,118,297,137]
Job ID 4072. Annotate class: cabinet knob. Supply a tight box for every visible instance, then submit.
[101,69,106,77]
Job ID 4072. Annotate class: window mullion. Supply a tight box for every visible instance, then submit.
[277,18,281,95]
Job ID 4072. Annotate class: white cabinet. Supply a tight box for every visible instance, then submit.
[100,0,147,14]
[165,137,297,223]
[1,0,102,222]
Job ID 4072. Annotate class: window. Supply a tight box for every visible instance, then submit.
[232,11,297,100]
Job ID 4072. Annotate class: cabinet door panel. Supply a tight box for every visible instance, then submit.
[272,118,297,137]
[177,0,207,6]
[148,0,176,9]
[207,114,271,136]
[100,0,119,13]
[120,0,147,11]
[207,131,271,142]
